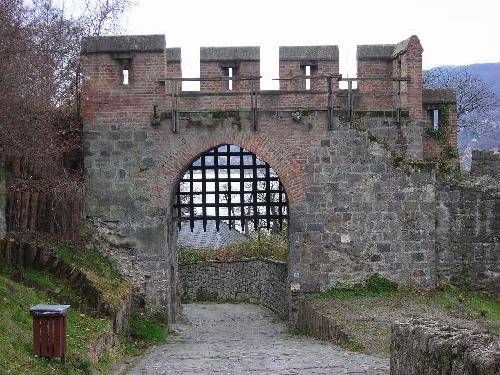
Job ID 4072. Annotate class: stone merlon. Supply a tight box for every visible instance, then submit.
[357,44,395,61]
[357,35,422,61]
[81,34,166,54]
[200,47,260,61]
[279,46,339,61]
[166,48,181,62]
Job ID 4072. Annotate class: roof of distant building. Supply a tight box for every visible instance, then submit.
[177,221,248,250]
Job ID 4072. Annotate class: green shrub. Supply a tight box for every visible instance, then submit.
[179,230,288,265]
[443,145,459,159]
[365,274,398,293]
[317,274,399,300]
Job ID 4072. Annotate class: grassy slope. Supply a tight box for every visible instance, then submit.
[314,275,500,357]
[50,245,133,311]
[0,245,167,374]
[0,274,110,374]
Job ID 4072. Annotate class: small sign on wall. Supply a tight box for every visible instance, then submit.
[292,272,300,279]
[290,282,301,292]
[340,234,351,243]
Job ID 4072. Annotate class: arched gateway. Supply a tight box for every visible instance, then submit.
[81,34,457,323]
[174,144,290,317]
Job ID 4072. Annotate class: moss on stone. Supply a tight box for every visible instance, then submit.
[49,246,133,311]
[210,110,242,129]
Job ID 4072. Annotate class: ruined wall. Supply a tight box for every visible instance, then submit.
[81,34,442,321]
[391,318,499,374]
[471,150,500,179]
[436,182,500,296]
[179,259,288,318]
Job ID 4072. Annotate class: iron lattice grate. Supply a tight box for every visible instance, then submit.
[174,144,288,233]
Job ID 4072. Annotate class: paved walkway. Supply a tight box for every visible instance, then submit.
[127,303,389,374]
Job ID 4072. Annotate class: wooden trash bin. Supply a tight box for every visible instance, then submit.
[30,304,70,362]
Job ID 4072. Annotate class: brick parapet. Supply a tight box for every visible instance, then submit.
[279,46,339,91]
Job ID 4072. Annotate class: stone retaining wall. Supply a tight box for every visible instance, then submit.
[391,318,499,374]
[0,239,132,332]
[179,259,288,318]
[291,297,350,345]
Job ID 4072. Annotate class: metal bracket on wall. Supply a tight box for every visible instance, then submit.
[251,91,258,131]
[347,80,353,121]
[171,81,178,133]
[395,79,402,123]
[327,76,334,130]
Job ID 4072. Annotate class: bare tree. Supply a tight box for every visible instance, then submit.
[423,67,497,129]
[0,0,134,166]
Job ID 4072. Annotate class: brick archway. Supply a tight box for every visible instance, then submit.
[158,134,309,210]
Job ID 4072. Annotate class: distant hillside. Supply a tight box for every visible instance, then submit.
[425,62,500,169]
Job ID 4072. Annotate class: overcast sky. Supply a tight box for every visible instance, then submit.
[122,0,499,89]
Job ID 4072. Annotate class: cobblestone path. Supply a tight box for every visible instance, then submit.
[128,303,389,374]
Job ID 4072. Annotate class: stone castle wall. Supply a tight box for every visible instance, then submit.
[79,34,498,322]
[179,259,288,318]
[436,182,500,296]
[391,318,499,374]
[471,150,500,179]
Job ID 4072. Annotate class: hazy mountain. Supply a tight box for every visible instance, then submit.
[424,62,500,170]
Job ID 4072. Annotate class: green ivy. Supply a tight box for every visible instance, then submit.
[426,127,446,141]
[443,145,459,159]
[439,105,450,126]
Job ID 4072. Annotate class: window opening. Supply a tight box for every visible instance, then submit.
[228,67,233,91]
[305,65,311,90]
[433,109,440,130]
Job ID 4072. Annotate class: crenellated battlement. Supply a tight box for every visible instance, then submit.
[81,34,421,106]
[80,34,455,160]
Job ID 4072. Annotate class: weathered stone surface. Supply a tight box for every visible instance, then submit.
[129,303,389,374]
[357,44,395,60]
[200,47,259,61]
[165,47,181,62]
[81,34,165,54]
[180,259,287,318]
[279,45,339,61]
[391,318,500,374]
[423,88,457,104]
[291,296,351,345]
[471,150,500,180]
[435,182,500,296]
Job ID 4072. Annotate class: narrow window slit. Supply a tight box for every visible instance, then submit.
[122,69,129,85]
[121,60,131,85]
[433,109,440,130]
[228,67,233,91]
[305,65,311,90]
